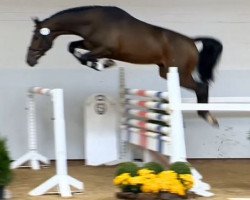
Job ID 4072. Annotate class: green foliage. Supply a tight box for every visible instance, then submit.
[142,162,165,174]
[170,162,191,175]
[0,138,13,186]
[116,162,139,177]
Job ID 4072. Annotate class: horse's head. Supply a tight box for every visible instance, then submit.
[26,18,54,66]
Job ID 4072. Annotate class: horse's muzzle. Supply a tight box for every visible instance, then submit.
[27,57,37,67]
[26,49,39,66]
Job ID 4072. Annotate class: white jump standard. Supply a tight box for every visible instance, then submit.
[11,90,50,170]
[20,87,83,198]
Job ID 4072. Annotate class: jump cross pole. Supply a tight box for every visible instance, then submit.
[121,68,187,163]
[11,91,50,170]
[20,87,83,198]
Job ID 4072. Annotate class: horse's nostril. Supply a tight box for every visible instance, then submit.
[27,61,33,66]
[27,58,37,66]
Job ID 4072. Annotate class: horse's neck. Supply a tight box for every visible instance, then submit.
[45,16,80,37]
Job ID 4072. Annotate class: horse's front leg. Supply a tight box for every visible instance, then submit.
[68,40,88,54]
[68,40,98,63]
[76,47,115,71]
[68,41,115,70]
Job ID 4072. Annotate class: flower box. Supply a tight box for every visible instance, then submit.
[116,191,188,200]
[114,162,195,200]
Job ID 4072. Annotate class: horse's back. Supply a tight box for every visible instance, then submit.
[68,6,199,67]
[78,6,136,24]
[78,7,166,61]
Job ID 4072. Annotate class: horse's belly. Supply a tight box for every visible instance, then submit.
[113,44,161,64]
[114,52,158,64]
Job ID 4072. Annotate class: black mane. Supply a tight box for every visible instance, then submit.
[49,6,112,18]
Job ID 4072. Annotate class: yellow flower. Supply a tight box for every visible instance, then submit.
[156,171,192,196]
[168,180,186,196]
[113,173,131,186]
[114,168,194,197]
[179,174,194,190]
[141,180,160,193]
[137,169,154,176]
[158,170,178,180]
[128,176,144,185]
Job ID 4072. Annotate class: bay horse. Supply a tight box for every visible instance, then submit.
[26,6,223,126]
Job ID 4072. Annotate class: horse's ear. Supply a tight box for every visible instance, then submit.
[31,17,40,26]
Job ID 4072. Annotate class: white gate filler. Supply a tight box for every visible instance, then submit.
[119,67,250,197]
[12,87,83,197]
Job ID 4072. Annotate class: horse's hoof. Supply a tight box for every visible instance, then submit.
[205,114,219,127]
[95,62,104,71]
[198,112,219,127]
[103,59,116,68]
[74,50,83,58]
[87,61,104,71]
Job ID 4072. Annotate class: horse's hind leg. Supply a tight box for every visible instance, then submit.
[179,73,219,127]
[195,82,219,127]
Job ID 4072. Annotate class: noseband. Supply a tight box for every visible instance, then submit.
[28,47,45,56]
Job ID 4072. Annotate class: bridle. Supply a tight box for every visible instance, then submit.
[28,31,52,56]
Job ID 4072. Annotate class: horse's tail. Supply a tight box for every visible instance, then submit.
[194,37,223,83]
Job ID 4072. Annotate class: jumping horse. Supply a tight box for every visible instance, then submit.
[26,6,223,126]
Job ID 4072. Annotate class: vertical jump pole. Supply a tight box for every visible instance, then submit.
[119,67,133,162]
[119,67,130,162]
[52,89,68,184]
[11,92,50,170]
[167,67,187,163]
[168,68,214,197]
[29,88,83,198]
